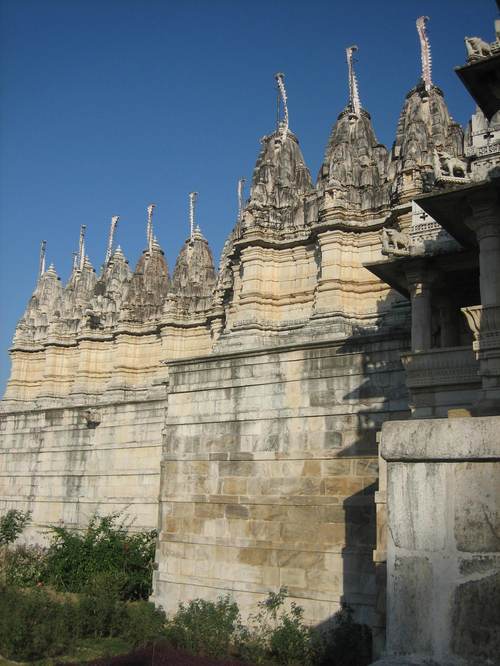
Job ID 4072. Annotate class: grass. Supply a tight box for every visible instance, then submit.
[0,636,130,665]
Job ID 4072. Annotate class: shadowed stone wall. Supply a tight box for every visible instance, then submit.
[152,334,409,624]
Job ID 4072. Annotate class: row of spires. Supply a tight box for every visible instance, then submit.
[35,15,443,283]
[17,15,475,343]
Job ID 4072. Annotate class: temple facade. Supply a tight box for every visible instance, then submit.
[1,13,499,665]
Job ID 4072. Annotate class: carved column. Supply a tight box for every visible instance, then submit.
[437,297,460,348]
[465,194,500,307]
[406,263,434,352]
[461,192,500,415]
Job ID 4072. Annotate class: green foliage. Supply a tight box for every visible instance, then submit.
[2,543,46,586]
[121,601,167,647]
[165,595,241,658]
[238,587,314,666]
[0,585,76,660]
[0,509,31,546]
[76,572,129,639]
[42,512,157,600]
[315,602,372,666]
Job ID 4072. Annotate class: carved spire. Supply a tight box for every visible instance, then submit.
[237,178,245,221]
[39,240,47,278]
[189,191,198,241]
[105,215,119,264]
[147,204,156,254]
[275,73,289,143]
[78,225,86,271]
[416,16,433,92]
[346,45,361,116]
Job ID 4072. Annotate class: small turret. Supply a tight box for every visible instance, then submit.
[245,73,313,230]
[388,16,466,201]
[12,253,63,347]
[90,244,132,329]
[121,206,170,323]
[317,45,389,219]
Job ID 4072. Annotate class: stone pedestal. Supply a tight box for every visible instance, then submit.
[372,417,500,666]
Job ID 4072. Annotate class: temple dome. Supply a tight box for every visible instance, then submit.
[121,239,170,323]
[317,106,390,215]
[245,126,314,229]
[89,246,132,329]
[388,82,465,200]
[171,226,216,301]
[12,264,63,346]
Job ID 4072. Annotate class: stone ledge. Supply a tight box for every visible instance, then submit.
[381,416,500,461]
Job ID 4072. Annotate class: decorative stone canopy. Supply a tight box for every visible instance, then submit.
[170,226,216,302]
[245,126,314,229]
[121,239,170,323]
[317,106,389,216]
[12,263,63,347]
[388,82,465,200]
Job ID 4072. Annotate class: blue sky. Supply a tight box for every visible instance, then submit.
[0,0,496,394]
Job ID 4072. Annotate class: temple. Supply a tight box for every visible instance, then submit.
[1,12,499,665]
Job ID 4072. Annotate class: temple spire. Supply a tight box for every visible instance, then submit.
[237,178,245,221]
[275,72,289,143]
[39,240,47,278]
[147,204,156,253]
[78,225,86,271]
[416,16,433,91]
[346,45,361,116]
[105,215,119,264]
[189,191,198,240]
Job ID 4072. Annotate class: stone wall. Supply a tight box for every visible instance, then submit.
[153,334,409,625]
[374,416,500,666]
[0,393,167,541]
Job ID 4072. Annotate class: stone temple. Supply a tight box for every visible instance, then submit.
[1,13,499,666]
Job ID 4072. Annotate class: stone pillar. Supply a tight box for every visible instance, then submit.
[465,193,500,307]
[406,264,434,352]
[371,417,500,666]
[438,298,460,348]
[462,193,500,415]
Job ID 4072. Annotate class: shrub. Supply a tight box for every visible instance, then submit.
[238,588,314,666]
[2,543,46,586]
[0,585,76,660]
[42,512,157,600]
[76,572,128,638]
[121,601,167,647]
[0,509,31,546]
[315,602,372,666]
[165,595,241,658]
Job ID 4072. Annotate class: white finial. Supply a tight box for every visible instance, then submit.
[189,192,198,240]
[237,178,246,221]
[416,16,433,92]
[147,204,156,253]
[39,240,47,278]
[78,225,86,271]
[346,45,361,116]
[105,215,119,264]
[275,73,289,143]
[72,252,78,271]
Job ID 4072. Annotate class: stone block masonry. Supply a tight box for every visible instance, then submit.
[152,335,409,625]
[0,395,167,541]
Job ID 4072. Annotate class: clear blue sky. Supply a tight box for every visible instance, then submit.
[0,0,496,394]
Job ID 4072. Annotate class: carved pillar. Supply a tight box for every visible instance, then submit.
[461,193,500,415]
[437,298,460,348]
[406,264,434,352]
[465,194,500,307]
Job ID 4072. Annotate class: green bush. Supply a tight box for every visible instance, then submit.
[0,585,76,660]
[2,543,46,587]
[165,595,241,658]
[42,512,157,600]
[0,509,31,546]
[238,588,314,666]
[122,601,167,647]
[315,602,372,666]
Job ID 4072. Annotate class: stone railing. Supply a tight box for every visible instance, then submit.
[462,304,500,351]
[401,346,479,388]
[401,346,480,417]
